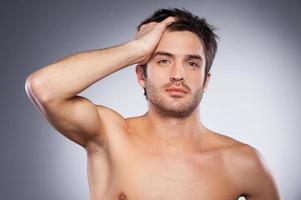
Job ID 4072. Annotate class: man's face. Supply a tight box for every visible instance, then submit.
[137,30,210,118]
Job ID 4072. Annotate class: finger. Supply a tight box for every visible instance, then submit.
[161,16,177,26]
[139,22,156,30]
[139,24,147,30]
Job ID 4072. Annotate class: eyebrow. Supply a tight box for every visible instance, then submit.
[152,51,203,61]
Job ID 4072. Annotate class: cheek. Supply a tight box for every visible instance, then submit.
[147,68,168,84]
[186,72,204,86]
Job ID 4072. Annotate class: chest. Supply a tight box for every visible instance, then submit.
[108,141,239,200]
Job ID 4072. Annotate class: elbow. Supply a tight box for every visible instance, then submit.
[25,74,52,103]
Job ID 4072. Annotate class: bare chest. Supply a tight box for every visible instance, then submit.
[88,141,241,200]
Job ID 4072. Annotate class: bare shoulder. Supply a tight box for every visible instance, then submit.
[204,130,247,152]
[86,105,127,153]
[209,131,266,172]
[209,131,281,199]
[95,104,126,127]
[218,136,266,175]
[94,106,143,141]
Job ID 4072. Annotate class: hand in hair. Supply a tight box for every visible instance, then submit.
[134,16,176,65]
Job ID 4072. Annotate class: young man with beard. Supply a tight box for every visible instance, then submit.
[25,8,281,200]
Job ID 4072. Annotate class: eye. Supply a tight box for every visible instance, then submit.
[158,59,171,65]
[187,61,200,68]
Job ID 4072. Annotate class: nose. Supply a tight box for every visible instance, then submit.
[169,63,185,82]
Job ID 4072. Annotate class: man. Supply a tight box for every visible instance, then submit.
[25,8,281,200]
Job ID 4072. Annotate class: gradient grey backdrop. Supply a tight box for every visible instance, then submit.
[1,0,300,199]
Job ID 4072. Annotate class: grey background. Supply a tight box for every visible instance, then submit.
[1,0,300,199]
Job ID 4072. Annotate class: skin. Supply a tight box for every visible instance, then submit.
[25,17,281,200]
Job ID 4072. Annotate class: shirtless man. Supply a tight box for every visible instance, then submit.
[25,8,281,200]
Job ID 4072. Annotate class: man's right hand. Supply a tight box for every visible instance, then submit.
[134,16,176,65]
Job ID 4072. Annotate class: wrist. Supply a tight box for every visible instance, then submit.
[126,40,148,65]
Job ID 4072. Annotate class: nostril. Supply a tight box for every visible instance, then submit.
[170,76,184,82]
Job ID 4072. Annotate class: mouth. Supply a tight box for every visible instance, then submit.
[166,87,188,93]
[165,87,188,97]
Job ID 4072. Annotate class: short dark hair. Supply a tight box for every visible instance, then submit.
[137,8,219,98]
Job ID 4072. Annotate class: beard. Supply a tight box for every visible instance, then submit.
[145,80,204,118]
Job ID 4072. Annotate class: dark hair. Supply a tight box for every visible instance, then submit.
[137,8,219,98]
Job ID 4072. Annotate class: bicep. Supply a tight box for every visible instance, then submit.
[39,95,104,147]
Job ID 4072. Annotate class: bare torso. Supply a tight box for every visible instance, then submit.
[86,113,250,200]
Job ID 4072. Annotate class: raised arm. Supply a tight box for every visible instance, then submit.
[25,17,176,150]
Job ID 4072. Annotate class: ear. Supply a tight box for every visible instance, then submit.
[203,72,211,93]
[135,65,146,88]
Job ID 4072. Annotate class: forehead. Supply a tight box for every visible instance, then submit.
[154,30,205,58]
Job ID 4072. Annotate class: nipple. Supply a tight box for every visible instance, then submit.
[118,192,127,200]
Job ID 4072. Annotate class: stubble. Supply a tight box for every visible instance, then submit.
[145,80,204,118]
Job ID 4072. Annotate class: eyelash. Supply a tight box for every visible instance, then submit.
[158,59,170,64]
[186,61,198,68]
[158,59,200,68]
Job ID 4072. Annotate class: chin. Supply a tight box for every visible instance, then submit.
[158,98,197,118]
[160,106,195,118]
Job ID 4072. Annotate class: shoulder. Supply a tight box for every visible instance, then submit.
[220,138,266,177]
[224,142,266,178]
[205,131,270,184]
[84,105,127,153]
[95,105,143,128]
[205,131,259,160]
[210,132,267,178]
[220,138,261,166]
[95,105,146,139]
[213,133,280,198]
[203,130,246,152]
[95,105,127,127]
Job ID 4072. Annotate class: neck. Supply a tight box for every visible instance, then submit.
[141,104,208,152]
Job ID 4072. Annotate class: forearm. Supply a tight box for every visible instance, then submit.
[26,40,143,101]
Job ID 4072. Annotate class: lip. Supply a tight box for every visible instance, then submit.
[165,87,188,94]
